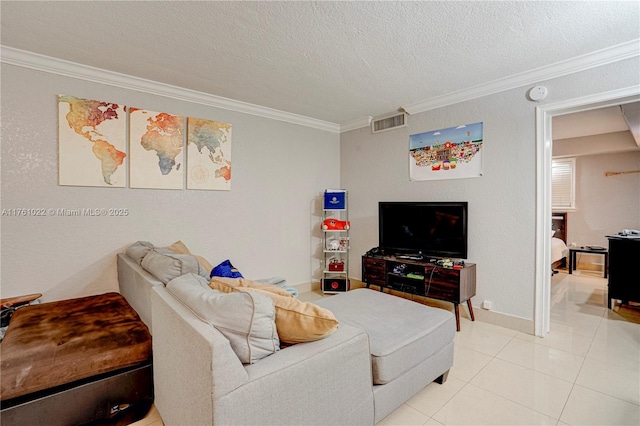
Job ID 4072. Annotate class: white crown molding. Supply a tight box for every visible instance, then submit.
[340,116,373,133]
[401,39,640,116]
[339,39,639,132]
[0,45,341,133]
[3,40,638,134]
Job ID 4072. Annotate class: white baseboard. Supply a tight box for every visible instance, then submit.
[293,281,320,294]
[472,308,534,335]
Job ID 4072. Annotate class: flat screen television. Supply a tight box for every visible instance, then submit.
[379,201,468,259]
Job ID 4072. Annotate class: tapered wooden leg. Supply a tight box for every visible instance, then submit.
[467,299,475,321]
[454,303,460,331]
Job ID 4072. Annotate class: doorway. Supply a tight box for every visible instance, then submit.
[534,86,640,337]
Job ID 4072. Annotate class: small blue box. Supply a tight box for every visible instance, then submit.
[324,190,346,210]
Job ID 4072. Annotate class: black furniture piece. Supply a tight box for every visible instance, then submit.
[607,236,640,309]
[568,246,608,278]
[362,254,476,331]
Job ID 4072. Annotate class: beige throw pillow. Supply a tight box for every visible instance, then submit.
[209,277,339,344]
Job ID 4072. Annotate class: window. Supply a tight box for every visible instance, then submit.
[552,158,575,210]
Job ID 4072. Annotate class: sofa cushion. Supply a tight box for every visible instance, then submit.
[141,248,209,284]
[167,273,279,364]
[165,240,214,273]
[126,241,155,265]
[209,278,338,344]
[315,288,455,384]
[210,277,293,298]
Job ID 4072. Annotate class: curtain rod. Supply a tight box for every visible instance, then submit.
[604,170,640,177]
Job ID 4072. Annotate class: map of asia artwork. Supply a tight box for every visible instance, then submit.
[409,122,483,181]
[129,108,184,190]
[186,117,232,191]
[58,95,127,187]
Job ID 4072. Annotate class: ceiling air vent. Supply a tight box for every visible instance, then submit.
[371,113,407,134]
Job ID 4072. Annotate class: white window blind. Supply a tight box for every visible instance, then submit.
[552,158,575,209]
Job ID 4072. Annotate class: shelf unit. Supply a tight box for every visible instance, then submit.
[321,190,349,294]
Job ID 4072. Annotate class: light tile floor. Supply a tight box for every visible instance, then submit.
[132,271,640,426]
[376,271,640,426]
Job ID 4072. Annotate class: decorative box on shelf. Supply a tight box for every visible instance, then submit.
[322,278,349,293]
[328,258,345,272]
[323,189,346,210]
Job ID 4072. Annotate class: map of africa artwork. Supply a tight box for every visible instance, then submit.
[409,122,483,181]
[129,108,184,189]
[58,95,127,187]
[186,117,232,190]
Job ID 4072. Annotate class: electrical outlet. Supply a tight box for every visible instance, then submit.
[482,300,492,310]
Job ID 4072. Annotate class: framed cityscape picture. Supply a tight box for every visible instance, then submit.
[409,122,483,181]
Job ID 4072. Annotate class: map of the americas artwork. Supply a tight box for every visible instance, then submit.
[58,95,127,187]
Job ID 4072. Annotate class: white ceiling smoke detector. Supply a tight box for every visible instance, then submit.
[528,86,549,102]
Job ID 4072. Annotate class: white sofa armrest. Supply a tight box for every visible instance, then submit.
[151,286,249,426]
[118,253,162,331]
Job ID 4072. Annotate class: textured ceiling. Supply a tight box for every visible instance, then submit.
[1,1,639,125]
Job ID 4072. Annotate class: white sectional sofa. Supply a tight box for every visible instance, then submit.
[117,242,455,425]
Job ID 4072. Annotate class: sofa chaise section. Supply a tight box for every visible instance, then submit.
[151,285,374,425]
[316,288,455,423]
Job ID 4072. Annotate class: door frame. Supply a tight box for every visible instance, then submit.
[534,85,640,337]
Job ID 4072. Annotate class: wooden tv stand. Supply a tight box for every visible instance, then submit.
[362,254,476,331]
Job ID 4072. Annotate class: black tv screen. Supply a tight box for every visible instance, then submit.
[379,202,468,259]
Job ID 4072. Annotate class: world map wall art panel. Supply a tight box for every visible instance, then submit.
[409,121,483,181]
[186,117,232,191]
[58,95,127,187]
[58,95,232,190]
[129,108,184,190]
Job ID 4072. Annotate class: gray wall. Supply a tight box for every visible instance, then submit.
[1,64,340,302]
[568,152,640,268]
[340,58,639,322]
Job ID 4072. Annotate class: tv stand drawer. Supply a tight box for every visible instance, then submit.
[362,257,387,287]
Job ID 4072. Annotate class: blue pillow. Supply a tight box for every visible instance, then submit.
[210,259,244,278]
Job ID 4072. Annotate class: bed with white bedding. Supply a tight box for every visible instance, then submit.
[552,237,569,263]
[552,212,568,268]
